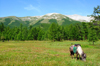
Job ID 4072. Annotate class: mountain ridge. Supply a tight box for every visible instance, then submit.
[0,13,93,22]
[0,13,89,28]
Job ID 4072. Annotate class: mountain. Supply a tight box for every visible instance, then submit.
[0,13,88,28]
[66,14,93,22]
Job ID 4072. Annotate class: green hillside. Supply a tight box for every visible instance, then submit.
[0,16,30,28]
[0,13,81,29]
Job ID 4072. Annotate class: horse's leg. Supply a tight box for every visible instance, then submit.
[70,51,74,59]
[76,51,80,60]
[71,54,74,59]
[79,55,81,60]
[70,51,72,58]
[76,53,78,60]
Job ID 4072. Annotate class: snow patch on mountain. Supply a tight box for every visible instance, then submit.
[66,14,93,22]
[32,16,43,18]
[46,13,59,16]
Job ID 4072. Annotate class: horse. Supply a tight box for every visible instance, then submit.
[69,44,86,61]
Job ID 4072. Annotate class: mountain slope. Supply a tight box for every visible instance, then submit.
[66,14,93,22]
[0,16,30,28]
[0,13,82,28]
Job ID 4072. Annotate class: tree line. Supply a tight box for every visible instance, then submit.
[0,22,100,42]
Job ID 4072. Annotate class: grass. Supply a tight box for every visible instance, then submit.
[0,40,100,66]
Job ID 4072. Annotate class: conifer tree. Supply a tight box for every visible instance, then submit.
[48,23,57,41]
[22,27,28,40]
[68,24,74,40]
[82,22,88,39]
[64,26,69,40]
[55,25,62,41]
[37,30,44,40]
[88,28,98,45]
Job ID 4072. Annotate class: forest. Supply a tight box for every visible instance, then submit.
[0,22,100,43]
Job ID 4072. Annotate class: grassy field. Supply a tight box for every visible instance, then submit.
[0,40,100,66]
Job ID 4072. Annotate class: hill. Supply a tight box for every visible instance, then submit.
[0,13,83,28]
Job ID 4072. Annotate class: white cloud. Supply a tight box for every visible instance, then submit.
[24,4,41,12]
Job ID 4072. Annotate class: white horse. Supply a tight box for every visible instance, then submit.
[69,44,86,61]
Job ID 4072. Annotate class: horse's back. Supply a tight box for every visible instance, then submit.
[77,46,83,56]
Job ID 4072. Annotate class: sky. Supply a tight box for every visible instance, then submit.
[0,0,100,17]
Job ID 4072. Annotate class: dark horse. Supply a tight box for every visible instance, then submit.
[69,44,86,61]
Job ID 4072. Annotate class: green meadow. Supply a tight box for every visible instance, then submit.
[0,40,100,66]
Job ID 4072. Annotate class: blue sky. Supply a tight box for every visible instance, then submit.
[0,0,100,17]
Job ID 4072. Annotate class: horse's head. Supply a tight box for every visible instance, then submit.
[82,53,86,61]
